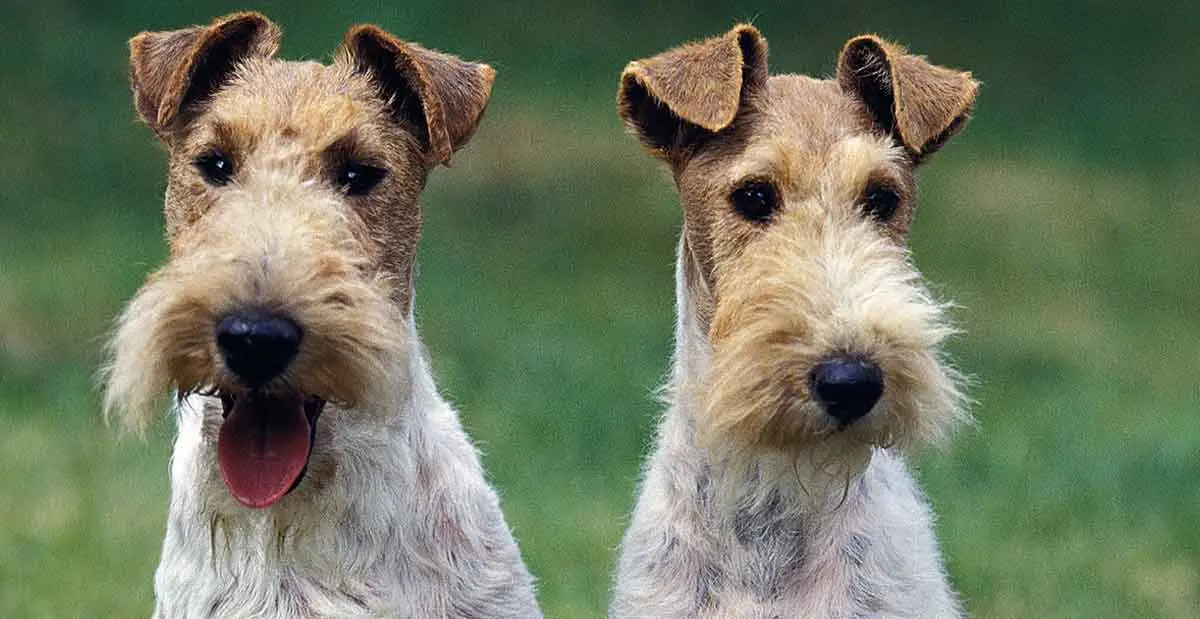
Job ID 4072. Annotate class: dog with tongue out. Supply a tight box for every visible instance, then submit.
[213,311,322,509]
[102,13,542,618]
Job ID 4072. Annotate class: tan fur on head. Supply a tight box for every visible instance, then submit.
[700,207,966,455]
[617,27,976,457]
[103,188,408,432]
[687,129,969,458]
[106,15,496,430]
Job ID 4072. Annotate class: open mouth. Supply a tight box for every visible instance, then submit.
[216,390,325,508]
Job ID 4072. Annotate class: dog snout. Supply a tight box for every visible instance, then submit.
[809,356,884,425]
[215,310,303,388]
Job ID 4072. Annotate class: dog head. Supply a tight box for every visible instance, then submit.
[619,26,975,457]
[104,12,494,508]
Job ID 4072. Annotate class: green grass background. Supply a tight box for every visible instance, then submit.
[1,1,1197,617]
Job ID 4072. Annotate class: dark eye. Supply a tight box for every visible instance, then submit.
[729,181,779,223]
[862,184,901,222]
[194,150,234,186]
[337,163,387,196]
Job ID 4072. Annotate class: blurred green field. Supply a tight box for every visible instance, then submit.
[1,1,1197,617]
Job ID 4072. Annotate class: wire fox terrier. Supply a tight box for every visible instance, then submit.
[103,13,541,617]
[610,25,978,618]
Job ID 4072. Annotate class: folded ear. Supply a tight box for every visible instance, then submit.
[838,35,978,161]
[617,24,767,158]
[340,25,495,166]
[128,12,279,136]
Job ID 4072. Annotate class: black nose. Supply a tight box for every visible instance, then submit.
[810,356,884,425]
[215,311,302,388]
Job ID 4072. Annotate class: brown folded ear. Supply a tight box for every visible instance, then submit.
[837,35,978,161]
[128,12,279,136]
[617,24,767,158]
[340,25,495,166]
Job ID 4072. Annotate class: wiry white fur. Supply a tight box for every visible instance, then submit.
[610,231,965,618]
[153,326,542,617]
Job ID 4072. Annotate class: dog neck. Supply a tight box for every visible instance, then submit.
[154,316,527,613]
[615,237,958,619]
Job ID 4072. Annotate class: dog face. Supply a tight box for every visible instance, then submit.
[104,13,493,508]
[619,26,976,456]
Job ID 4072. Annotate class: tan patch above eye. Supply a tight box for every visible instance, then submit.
[727,138,806,195]
[291,95,362,142]
[824,135,905,202]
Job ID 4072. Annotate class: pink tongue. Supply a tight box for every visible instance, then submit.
[217,393,311,508]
